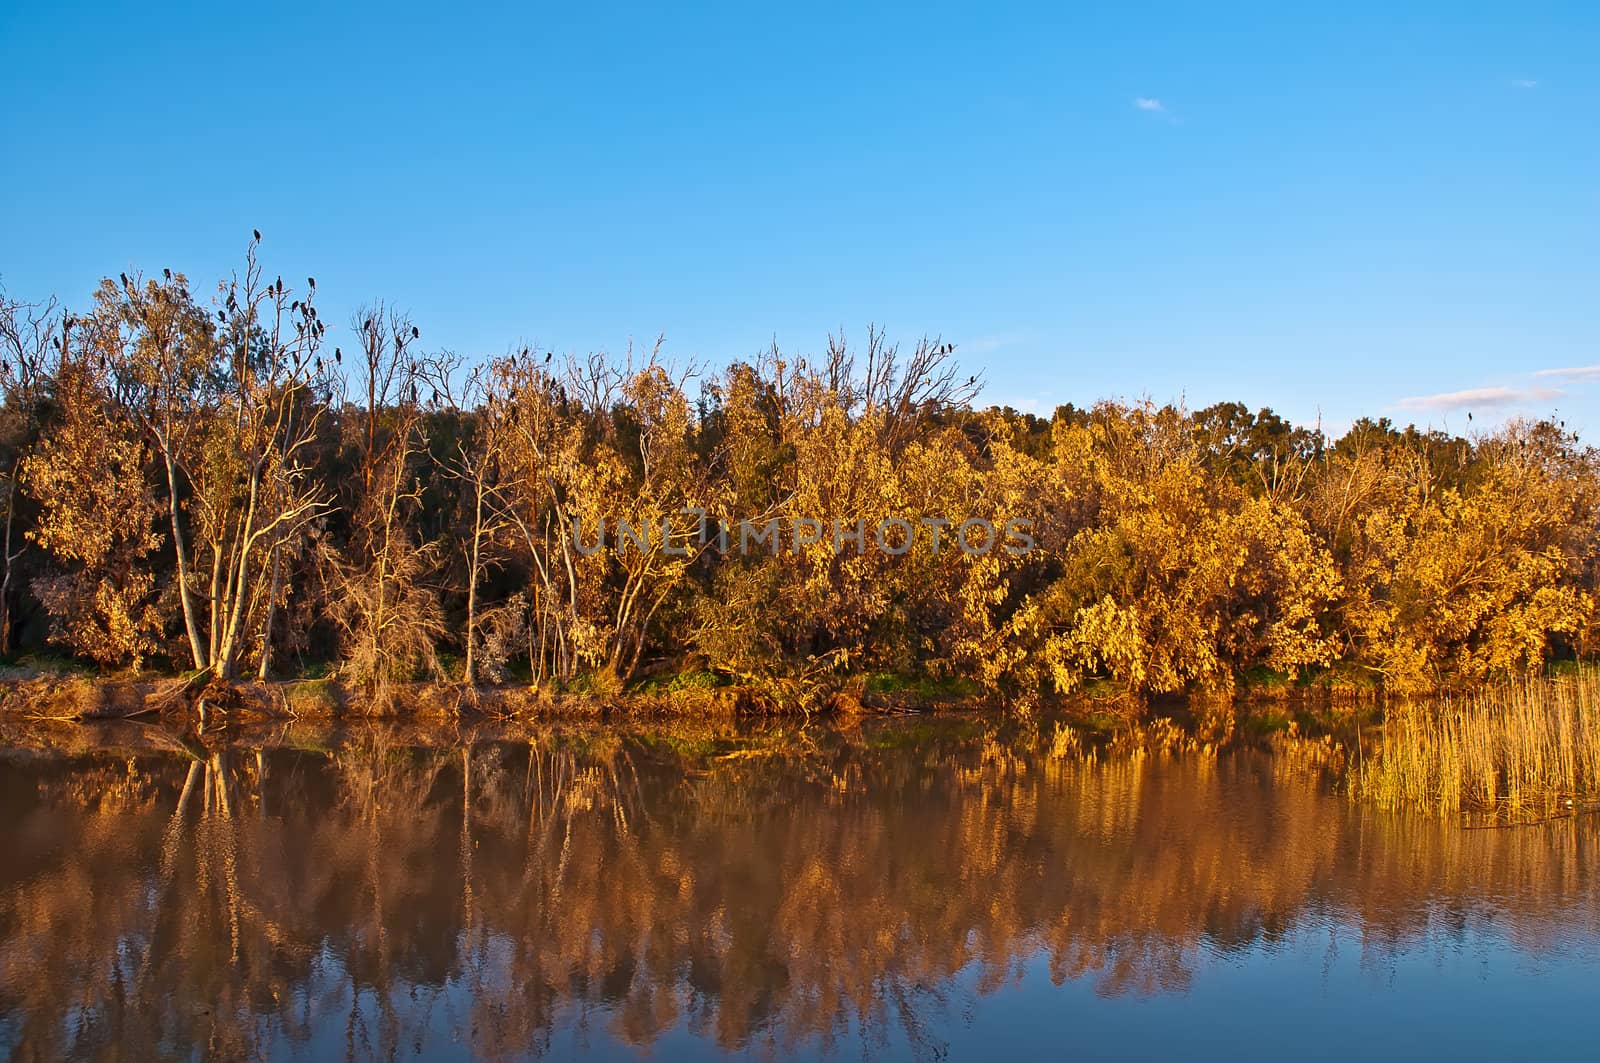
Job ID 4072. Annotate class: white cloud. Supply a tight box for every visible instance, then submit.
[1134,97,1165,112]
[960,332,1027,356]
[1534,365,1600,381]
[1395,385,1562,412]
[1510,78,1538,89]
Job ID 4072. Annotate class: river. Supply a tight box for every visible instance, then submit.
[0,717,1595,1060]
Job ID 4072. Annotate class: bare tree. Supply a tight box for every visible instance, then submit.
[208,246,337,679]
[435,362,518,684]
[325,304,447,695]
[103,238,335,680]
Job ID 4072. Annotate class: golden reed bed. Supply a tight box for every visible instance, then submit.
[1352,670,1600,816]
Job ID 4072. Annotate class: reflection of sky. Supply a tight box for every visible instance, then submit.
[283,917,1600,1061]
[946,925,1599,1063]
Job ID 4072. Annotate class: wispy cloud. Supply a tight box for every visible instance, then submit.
[1395,385,1562,412]
[1510,78,1538,89]
[1534,365,1600,381]
[960,332,1028,356]
[1134,97,1165,113]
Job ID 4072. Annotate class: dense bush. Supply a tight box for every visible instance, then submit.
[2,249,1595,697]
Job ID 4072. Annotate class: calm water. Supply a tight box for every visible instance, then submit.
[1,718,1597,1061]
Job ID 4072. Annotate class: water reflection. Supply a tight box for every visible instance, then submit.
[0,720,1597,1060]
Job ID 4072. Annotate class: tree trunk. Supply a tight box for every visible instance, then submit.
[464,478,483,684]
[163,450,208,671]
[257,544,282,681]
[0,463,18,654]
[215,545,257,681]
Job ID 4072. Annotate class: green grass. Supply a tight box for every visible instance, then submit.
[302,661,336,680]
[628,669,728,696]
[861,672,981,701]
[281,678,341,716]
[0,652,94,677]
[562,670,623,698]
[1238,666,1294,692]
[1308,661,1383,693]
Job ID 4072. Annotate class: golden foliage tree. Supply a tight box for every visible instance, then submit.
[998,402,1340,696]
[8,245,1600,701]
[23,341,164,668]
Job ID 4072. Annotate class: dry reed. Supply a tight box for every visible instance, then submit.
[1352,670,1600,815]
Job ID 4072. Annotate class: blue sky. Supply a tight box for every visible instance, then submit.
[2,2,1596,436]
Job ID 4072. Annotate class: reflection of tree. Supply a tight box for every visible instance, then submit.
[1,727,1597,1060]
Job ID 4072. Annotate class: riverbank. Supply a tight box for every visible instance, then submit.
[4,663,1598,821]
[0,658,1380,728]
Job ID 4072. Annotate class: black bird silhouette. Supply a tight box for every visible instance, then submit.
[253,228,261,241]
[545,351,552,364]
[119,272,129,287]
[334,347,342,364]
[163,268,172,280]
[411,326,419,339]
[364,317,374,331]
[308,277,316,288]
[967,375,976,385]
[1468,411,1473,422]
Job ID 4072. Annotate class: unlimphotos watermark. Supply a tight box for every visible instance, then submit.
[571,510,1035,558]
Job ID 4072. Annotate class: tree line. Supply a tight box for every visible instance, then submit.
[1,241,1595,699]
